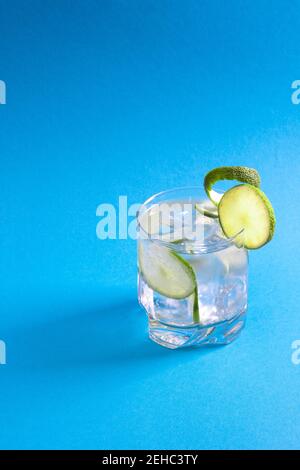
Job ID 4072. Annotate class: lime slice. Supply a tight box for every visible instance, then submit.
[138,242,199,322]
[218,184,276,249]
[204,166,261,205]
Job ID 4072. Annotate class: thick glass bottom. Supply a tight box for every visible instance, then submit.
[148,310,246,349]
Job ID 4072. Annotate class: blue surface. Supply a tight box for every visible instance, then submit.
[1,0,300,450]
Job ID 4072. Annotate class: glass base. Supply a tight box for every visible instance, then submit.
[148,311,246,349]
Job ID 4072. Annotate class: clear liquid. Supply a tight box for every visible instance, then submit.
[139,244,247,325]
[138,203,248,348]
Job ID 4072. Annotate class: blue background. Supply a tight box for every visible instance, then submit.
[1,0,300,450]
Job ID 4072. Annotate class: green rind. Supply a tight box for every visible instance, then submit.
[172,251,200,323]
[204,166,261,205]
[192,290,200,323]
[218,184,276,250]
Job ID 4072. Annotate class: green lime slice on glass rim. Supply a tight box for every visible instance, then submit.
[203,166,275,249]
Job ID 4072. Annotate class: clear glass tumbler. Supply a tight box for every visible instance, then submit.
[137,187,248,349]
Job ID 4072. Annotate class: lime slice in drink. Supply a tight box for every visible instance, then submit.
[139,242,196,298]
[138,242,199,322]
[204,166,261,205]
[218,184,276,249]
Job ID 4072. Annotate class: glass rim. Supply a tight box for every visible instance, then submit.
[137,186,244,254]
